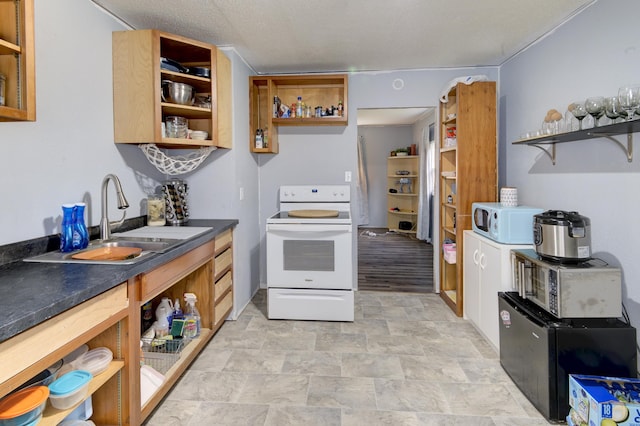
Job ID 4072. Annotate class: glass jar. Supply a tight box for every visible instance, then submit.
[147,195,166,226]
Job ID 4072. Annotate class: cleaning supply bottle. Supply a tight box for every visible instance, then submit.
[172,298,183,322]
[73,202,89,249]
[183,293,201,338]
[60,204,75,252]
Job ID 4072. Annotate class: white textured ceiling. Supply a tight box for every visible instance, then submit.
[91,0,594,74]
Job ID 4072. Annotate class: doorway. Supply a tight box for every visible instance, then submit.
[356,107,436,293]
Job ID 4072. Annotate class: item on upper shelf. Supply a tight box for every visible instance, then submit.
[160,57,188,73]
[161,80,195,106]
[186,66,210,78]
[395,170,410,175]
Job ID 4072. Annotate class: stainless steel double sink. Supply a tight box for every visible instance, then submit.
[24,226,212,265]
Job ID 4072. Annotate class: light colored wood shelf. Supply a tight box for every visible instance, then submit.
[113,29,231,149]
[438,81,496,317]
[41,360,125,425]
[0,0,35,121]
[249,74,348,154]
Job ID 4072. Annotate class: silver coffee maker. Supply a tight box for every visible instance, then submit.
[162,179,189,225]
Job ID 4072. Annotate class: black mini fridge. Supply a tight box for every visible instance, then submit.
[498,292,637,422]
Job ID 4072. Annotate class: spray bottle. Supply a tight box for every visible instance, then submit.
[183,293,201,338]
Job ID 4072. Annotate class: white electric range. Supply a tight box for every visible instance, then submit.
[266,185,354,321]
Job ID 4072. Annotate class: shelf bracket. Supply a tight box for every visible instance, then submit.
[530,142,556,165]
[597,133,633,162]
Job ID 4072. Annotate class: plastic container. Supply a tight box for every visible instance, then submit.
[0,386,49,426]
[60,396,92,422]
[74,348,113,376]
[59,421,95,426]
[48,370,92,410]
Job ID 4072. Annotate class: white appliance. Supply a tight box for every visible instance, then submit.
[266,185,354,321]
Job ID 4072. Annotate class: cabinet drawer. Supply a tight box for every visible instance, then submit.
[215,229,232,254]
[214,270,233,303]
[214,247,232,279]
[214,290,233,324]
[140,241,215,301]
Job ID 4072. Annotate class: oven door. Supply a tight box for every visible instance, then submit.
[267,223,352,290]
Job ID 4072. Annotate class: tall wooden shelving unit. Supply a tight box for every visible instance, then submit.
[438,81,497,316]
[387,155,419,234]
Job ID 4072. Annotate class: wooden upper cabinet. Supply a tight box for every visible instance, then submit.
[112,30,232,149]
[249,74,348,154]
[0,0,35,121]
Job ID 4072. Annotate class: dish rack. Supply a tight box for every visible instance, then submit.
[141,336,191,375]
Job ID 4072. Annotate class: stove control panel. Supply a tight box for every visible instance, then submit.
[280,185,350,202]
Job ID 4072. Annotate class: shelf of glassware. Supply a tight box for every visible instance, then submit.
[512,119,640,164]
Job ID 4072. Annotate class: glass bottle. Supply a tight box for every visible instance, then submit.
[60,204,75,252]
[147,194,166,226]
[73,202,89,249]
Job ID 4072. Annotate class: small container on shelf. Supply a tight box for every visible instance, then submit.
[48,370,92,410]
[0,386,49,426]
[443,243,457,264]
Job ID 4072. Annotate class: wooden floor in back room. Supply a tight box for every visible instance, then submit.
[357,227,434,293]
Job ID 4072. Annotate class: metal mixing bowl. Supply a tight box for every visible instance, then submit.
[161,81,194,105]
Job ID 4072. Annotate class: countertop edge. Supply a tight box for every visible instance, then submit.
[0,219,238,343]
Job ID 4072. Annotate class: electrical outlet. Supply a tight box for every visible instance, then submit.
[345,171,352,182]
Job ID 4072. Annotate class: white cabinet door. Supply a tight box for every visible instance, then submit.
[477,240,502,350]
[463,231,481,325]
[462,230,532,352]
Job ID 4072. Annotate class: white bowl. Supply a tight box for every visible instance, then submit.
[190,130,208,140]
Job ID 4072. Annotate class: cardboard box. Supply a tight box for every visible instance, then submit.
[569,374,640,426]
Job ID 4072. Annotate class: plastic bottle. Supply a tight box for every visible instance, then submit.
[254,128,263,149]
[154,306,170,337]
[172,298,183,322]
[296,96,303,117]
[183,293,201,338]
[60,204,75,252]
[73,202,89,249]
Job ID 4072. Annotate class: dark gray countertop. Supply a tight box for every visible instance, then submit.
[0,219,238,343]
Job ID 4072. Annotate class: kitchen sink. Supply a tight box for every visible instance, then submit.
[24,236,183,265]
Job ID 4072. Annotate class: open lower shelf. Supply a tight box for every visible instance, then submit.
[141,328,213,420]
[40,360,125,425]
[390,228,416,234]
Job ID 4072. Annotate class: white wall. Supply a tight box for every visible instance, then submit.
[0,1,260,319]
[358,125,414,228]
[501,0,640,333]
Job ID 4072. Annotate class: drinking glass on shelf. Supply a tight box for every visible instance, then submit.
[585,96,605,127]
[604,96,622,124]
[617,85,640,121]
[569,101,587,130]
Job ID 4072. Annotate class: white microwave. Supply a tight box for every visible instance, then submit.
[472,202,543,244]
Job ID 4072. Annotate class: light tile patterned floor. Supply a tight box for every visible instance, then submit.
[144,290,554,425]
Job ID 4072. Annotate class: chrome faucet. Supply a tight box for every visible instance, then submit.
[99,174,130,240]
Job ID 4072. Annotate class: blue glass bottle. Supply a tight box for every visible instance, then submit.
[60,204,75,252]
[73,202,89,249]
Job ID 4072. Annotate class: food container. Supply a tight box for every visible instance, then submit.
[73,348,113,376]
[48,371,92,410]
[147,195,166,227]
[60,396,92,423]
[58,421,95,426]
[569,374,640,426]
[165,116,188,138]
[0,386,49,426]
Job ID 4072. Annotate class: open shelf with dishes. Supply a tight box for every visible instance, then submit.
[249,74,348,154]
[438,81,497,317]
[112,29,231,149]
[387,155,419,234]
[512,119,640,164]
[0,0,35,121]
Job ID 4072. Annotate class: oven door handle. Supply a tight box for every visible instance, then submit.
[267,224,351,233]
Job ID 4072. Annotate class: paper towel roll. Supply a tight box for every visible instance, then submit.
[500,187,518,207]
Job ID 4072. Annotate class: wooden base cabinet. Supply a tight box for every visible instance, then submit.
[463,230,531,352]
[0,284,130,425]
[438,81,497,317]
[0,232,234,425]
